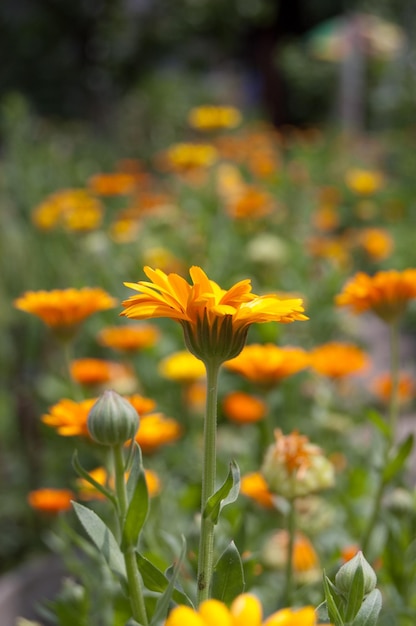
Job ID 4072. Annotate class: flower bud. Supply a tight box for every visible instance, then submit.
[335,551,377,597]
[87,390,139,446]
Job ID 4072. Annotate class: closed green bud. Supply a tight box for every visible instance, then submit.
[335,551,377,597]
[87,390,139,446]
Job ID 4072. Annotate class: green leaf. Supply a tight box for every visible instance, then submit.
[383,434,414,482]
[344,561,365,622]
[150,536,187,626]
[323,574,344,626]
[366,409,391,439]
[211,541,245,604]
[136,553,193,607]
[123,445,149,548]
[72,451,117,508]
[203,460,240,524]
[351,589,382,626]
[72,501,126,581]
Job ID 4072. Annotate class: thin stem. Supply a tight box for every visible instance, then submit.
[283,498,296,606]
[197,358,221,605]
[112,444,148,626]
[388,320,400,442]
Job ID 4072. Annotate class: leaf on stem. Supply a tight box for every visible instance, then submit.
[72,450,117,508]
[150,536,187,626]
[123,444,149,548]
[351,589,382,626]
[383,434,414,483]
[344,562,365,622]
[323,574,344,626]
[203,460,240,524]
[136,553,193,607]
[211,541,245,604]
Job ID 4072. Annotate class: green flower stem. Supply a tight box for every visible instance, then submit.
[283,498,296,606]
[361,320,400,556]
[112,444,148,626]
[197,358,221,605]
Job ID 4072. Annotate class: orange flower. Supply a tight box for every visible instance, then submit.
[32,189,103,232]
[262,530,320,579]
[77,466,161,499]
[225,343,309,387]
[88,172,139,196]
[134,413,182,453]
[28,488,74,514]
[310,342,370,379]
[335,269,416,322]
[345,169,383,195]
[97,324,160,352]
[122,267,307,364]
[312,205,340,232]
[14,288,117,333]
[340,544,360,563]
[222,391,267,424]
[358,227,394,261]
[70,358,135,387]
[371,371,414,405]
[126,394,157,415]
[158,350,206,383]
[240,472,275,508]
[188,105,242,131]
[227,185,275,220]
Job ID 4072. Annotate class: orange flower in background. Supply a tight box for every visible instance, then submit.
[97,324,160,352]
[310,342,370,379]
[32,189,103,232]
[88,172,139,196]
[371,371,414,405]
[122,266,307,364]
[312,205,340,232]
[158,350,206,383]
[14,288,117,331]
[225,343,309,387]
[42,398,97,437]
[340,544,360,563]
[307,234,353,269]
[222,391,267,424]
[188,105,242,131]
[335,269,416,323]
[358,227,394,261]
[77,466,161,499]
[134,413,182,453]
[345,168,384,195]
[70,358,135,387]
[125,393,157,416]
[262,530,320,578]
[184,380,207,414]
[28,488,74,514]
[109,216,141,243]
[227,185,275,220]
[240,472,275,509]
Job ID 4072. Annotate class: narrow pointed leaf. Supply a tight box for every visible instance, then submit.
[366,409,391,439]
[383,434,414,482]
[136,553,193,606]
[351,589,382,626]
[150,536,187,626]
[211,541,245,604]
[203,460,240,524]
[323,575,344,626]
[344,562,365,622]
[72,451,117,508]
[123,445,149,548]
[72,501,126,580]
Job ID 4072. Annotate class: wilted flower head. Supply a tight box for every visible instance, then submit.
[262,430,335,499]
[335,269,416,323]
[122,267,307,365]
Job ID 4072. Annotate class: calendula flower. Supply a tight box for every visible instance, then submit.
[310,342,370,379]
[188,105,242,131]
[227,185,275,220]
[225,343,309,387]
[164,593,328,626]
[240,472,275,509]
[312,205,340,232]
[14,288,117,335]
[28,488,74,514]
[97,324,160,352]
[335,269,416,323]
[88,172,138,196]
[134,413,182,453]
[109,217,141,243]
[358,227,394,261]
[70,358,135,387]
[262,530,321,583]
[122,267,307,365]
[262,430,335,499]
[160,143,218,172]
[222,391,267,424]
[77,466,161,499]
[345,169,383,195]
[307,235,352,269]
[158,350,206,383]
[371,371,414,405]
[32,189,103,232]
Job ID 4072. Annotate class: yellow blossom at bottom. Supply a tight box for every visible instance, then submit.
[164,594,328,626]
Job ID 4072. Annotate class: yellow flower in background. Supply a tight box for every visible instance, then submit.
[32,189,103,232]
[28,488,74,515]
[240,472,275,509]
[225,344,309,387]
[97,324,160,352]
[335,269,416,323]
[42,398,97,437]
[122,266,307,364]
[164,593,327,626]
[345,169,384,195]
[310,342,370,379]
[158,350,206,383]
[358,227,394,261]
[262,430,335,499]
[222,391,267,424]
[134,413,182,454]
[188,105,242,131]
[14,288,117,331]
[77,466,161,499]
[160,143,218,171]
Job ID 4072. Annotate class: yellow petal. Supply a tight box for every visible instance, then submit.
[164,605,206,626]
[231,594,262,626]
[199,599,233,626]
